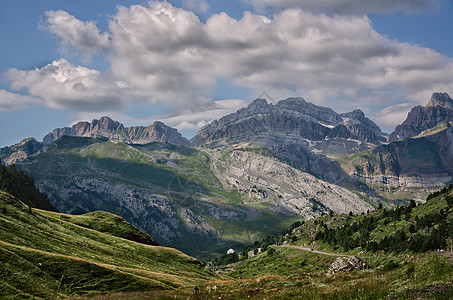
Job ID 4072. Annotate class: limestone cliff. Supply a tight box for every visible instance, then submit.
[43,117,191,146]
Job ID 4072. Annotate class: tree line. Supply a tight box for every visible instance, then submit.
[0,159,57,211]
[315,188,453,253]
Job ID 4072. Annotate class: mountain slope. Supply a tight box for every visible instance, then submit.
[0,189,215,299]
[15,136,374,260]
[336,123,453,199]
[290,186,453,254]
[390,92,453,142]
[42,116,191,146]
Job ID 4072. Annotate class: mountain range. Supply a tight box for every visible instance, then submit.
[192,97,387,156]
[43,116,191,146]
[2,91,453,259]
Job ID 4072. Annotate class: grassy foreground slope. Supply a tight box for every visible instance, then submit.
[0,189,216,299]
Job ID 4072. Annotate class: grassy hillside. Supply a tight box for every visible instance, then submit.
[285,187,453,255]
[190,187,453,299]
[0,189,216,299]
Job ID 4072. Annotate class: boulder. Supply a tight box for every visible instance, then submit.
[327,256,370,275]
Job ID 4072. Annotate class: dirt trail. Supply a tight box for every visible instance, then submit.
[278,245,349,257]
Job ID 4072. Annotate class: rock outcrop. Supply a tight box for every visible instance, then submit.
[390,92,453,142]
[43,117,191,146]
[327,256,370,275]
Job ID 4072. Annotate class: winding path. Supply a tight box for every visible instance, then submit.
[278,245,349,257]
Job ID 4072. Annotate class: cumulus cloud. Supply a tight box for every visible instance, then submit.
[7,1,453,132]
[159,99,248,131]
[0,89,42,112]
[43,10,110,59]
[5,58,129,112]
[245,0,441,15]
[182,0,210,13]
[371,103,414,132]
[107,2,217,109]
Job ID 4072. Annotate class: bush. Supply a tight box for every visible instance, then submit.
[383,260,399,271]
[267,248,275,256]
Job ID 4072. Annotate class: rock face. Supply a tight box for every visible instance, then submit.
[338,124,453,195]
[390,92,453,142]
[43,117,191,146]
[327,256,370,275]
[0,138,43,165]
[206,148,373,219]
[192,97,387,157]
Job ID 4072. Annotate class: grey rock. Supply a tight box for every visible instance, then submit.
[43,117,191,146]
[327,256,370,275]
[390,92,453,142]
[192,97,387,157]
[205,148,373,219]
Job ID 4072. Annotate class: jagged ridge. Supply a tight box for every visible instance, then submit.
[192,97,387,157]
[43,116,191,146]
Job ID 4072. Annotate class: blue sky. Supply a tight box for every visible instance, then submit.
[1,0,453,147]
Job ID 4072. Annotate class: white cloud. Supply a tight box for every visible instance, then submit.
[0,89,42,112]
[182,0,210,13]
[5,58,129,112]
[159,99,248,131]
[7,2,453,133]
[371,103,414,132]
[245,0,441,15]
[43,10,110,59]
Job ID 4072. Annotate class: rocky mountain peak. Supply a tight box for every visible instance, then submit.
[342,109,365,119]
[245,98,272,114]
[152,121,166,127]
[0,137,44,165]
[192,96,387,157]
[248,98,269,108]
[390,92,453,142]
[425,92,453,110]
[42,118,191,146]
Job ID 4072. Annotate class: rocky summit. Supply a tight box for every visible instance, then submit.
[43,116,191,146]
[192,97,387,157]
[0,137,43,165]
[390,92,453,142]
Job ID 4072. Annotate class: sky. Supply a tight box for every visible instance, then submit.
[1,0,453,147]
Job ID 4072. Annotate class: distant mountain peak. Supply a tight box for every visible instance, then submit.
[192,96,387,157]
[425,92,453,110]
[0,137,44,165]
[390,92,453,142]
[247,98,270,110]
[43,117,191,146]
[257,91,276,104]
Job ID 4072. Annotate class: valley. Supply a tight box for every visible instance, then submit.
[2,92,453,299]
